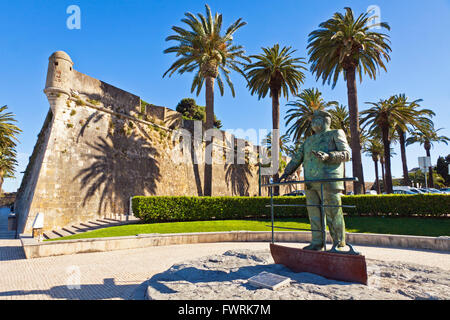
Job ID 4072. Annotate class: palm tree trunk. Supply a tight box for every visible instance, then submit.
[374,158,381,194]
[425,143,434,188]
[345,68,365,194]
[204,76,215,196]
[380,158,386,193]
[0,174,3,196]
[271,88,280,196]
[398,128,410,186]
[382,125,393,193]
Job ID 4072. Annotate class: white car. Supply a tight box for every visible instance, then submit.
[393,186,423,194]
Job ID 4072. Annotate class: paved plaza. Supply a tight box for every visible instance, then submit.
[0,239,449,300]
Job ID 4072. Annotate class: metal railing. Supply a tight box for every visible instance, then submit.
[262,177,358,252]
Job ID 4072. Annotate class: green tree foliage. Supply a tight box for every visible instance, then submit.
[406,127,450,188]
[284,88,337,142]
[263,132,291,157]
[0,105,21,193]
[163,4,249,196]
[329,104,350,139]
[363,137,384,194]
[389,94,435,186]
[245,44,306,193]
[307,7,391,194]
[409,169,445,188]
[436,155,450,186]
[361,96,422,193]
[176,98,222,128]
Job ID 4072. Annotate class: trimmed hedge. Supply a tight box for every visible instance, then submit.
[132,194,450,223]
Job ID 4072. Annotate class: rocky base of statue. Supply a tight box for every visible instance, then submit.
[141,249,449,300]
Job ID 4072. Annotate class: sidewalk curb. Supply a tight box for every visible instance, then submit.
[19,231,450,259]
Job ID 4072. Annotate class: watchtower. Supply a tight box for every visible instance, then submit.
[43,51,74,114]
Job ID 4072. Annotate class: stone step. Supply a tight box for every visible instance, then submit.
[70,224,94,233]
[61,227,78,235]
[88,220,109,227]
[78,222,102,230]
[102,217,122,223]
[43,231,61,239]
[36,215,141,240]
[51,229,74,238]
[95,219,115,224]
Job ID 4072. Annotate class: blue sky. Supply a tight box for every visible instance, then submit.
[0,0,449,192]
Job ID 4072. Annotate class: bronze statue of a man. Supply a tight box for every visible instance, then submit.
[279,110,351,251]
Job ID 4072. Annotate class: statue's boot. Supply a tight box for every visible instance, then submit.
[302,243,324,251]
[329,225,346,250]
[330,241,346,252]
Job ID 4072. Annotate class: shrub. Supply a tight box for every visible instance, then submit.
[342,194,450,217]
[132,194,450,223]
[87,98,100,106]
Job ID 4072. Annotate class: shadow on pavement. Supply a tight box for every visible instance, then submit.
[0,242,26,261]
[0,278,138,300]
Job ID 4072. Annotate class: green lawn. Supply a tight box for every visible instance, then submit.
[47,217,450,241]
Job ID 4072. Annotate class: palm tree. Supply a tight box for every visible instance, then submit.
[0,105,21,193]
[285,140,303,159]
[361,97,418,193]
[263,132,291,157]
[0,147,18,193]
[245,44,306,194]
[285,88,337,142]
[390,94,435,186]
[363,137,384,194]
[163,4,249,196]
[329,104,352,193]
[329,104,350,140]
[307,7,391,194]
[406,126,450,188]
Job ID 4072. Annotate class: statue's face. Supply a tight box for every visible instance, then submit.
[311,117,331,133]
[311,116,330,133]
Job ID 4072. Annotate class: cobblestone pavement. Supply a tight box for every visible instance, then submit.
[0,239,449,300]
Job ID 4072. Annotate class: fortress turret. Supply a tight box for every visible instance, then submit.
[44,51,74,114]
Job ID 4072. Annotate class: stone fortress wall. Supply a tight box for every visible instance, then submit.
[15,51,298,234]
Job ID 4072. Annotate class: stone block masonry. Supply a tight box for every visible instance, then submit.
[15,51,297,235]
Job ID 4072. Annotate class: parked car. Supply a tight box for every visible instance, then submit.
[283,190,306,197]
[393,186,424,194]
[365,190,378,195]
[393,186,413,192]
[393,189,416,195]
[439,188,450,194]
[419,188,443,194]
[409,187,425,194]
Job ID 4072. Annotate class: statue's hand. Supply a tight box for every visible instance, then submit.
[312,150,330,162]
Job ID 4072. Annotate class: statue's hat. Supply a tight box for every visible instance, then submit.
[313,110,332,119]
